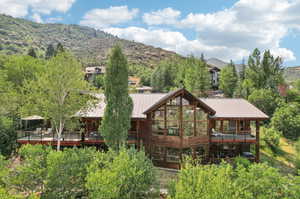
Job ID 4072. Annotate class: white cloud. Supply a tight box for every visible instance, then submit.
[143,7,180,25]
[177,0,298,61]
[0,0,75,17]
[80,6,139,29]
[31,13,43,23]
[104,27,249,61]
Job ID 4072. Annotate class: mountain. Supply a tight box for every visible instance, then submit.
[0,14,179,67]
[284,66,300,82]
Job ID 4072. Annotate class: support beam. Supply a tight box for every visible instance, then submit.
[255,120,260,162]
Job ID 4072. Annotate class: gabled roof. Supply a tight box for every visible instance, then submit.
[200,98,269,120]
[77,93,167,119]
[143,88,216,115]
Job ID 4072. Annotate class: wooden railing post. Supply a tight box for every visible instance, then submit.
[255,120,260,162]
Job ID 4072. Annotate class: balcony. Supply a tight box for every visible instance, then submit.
[211,131,256,143]
[17,129,138,145]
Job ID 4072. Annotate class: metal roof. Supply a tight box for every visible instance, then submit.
[200,98,269,119]
[77,93,167,119]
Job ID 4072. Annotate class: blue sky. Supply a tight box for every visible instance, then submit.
[1,0,300,66]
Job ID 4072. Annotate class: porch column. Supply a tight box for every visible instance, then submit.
[255,120,260,162]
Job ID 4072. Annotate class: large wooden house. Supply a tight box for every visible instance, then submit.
[18,88,268,169]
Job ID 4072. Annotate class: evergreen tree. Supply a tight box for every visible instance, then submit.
[219,61,238,97]
[100,45,133,150]
[27,48,37,58]
[246,48,284,91]
[55,43,65,56]
[151,60,176,92]
[45,44,55,59]
[184,56,210,97]
[239,58,246,80]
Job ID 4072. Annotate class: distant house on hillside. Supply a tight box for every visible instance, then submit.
[17,88,268,169]
[84,66,105,82]
[128,76,141,87]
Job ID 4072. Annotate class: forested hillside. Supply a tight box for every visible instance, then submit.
[0,14,179,67]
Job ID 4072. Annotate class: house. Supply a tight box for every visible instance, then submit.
[17,88,268,169]
[84,66,105,82]
[128,76,141,87]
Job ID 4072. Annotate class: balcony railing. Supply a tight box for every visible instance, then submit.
[17,129,137,143]
[211,131,256,143]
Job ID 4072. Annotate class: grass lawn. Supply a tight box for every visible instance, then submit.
[261,137,298,175]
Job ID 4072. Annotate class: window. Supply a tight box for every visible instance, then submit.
[152,120,165,135]
[152,146,165,161]
[166,148,180,163]
[183,122,194,137]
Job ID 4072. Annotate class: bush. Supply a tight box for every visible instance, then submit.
[86,147,157,199]
[0,117,16,157]
[8,144,50,195]
[43,147,96,199]
[271,103,300,140]
[260,126,281,148]
[0,155,9,187]
[168,162,300,199]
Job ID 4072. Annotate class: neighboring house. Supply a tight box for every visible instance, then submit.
[17,88,268,169]
[128,76,141,87]
[84,66,105,82]
[208,66,220,89]
[136,86,153,93]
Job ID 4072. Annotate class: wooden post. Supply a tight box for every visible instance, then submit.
[255,120,260,162]
[193,103,196,136]
[220,120,224,132]
[137,120,140,150]
[164,104,167,136]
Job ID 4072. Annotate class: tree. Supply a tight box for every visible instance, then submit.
[86,148,157,199]
[0,117,16,156]
[271,103,300,139]
[45,44,55,59]
[151,60,176,92]
[8,145,50,195]
[27,48,37,58]
[21,52,94,150]
[100,45,133,150]
[246,48,284,91]
[184,56,210,97]
[219,61,238,97]
[44,148,96,199]
[55,43,64,55]
[248,89,281,117]
[239,59,246,80]
[169,161,300,199]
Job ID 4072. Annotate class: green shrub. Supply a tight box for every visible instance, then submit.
[233,156,251,168]
[8,144,50,195]
[86,147,157,199]
[260,126,281,148]
[168,162,300,199]
[0,155,9,187]
[43,147,96,199]
[271,103,300,140]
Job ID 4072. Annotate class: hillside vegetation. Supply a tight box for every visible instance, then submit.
[0,14,178,67]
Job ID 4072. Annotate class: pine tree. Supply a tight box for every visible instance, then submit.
[239,58,246,80]
[27,48,37,58]
[219,61,238,97]
[45,44,55,59]
[55,43,65,56]
[100,45,133,150]
[184,56,210,97]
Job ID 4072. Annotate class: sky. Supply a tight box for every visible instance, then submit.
[1,0,300,66]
